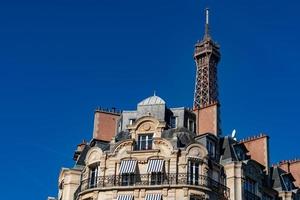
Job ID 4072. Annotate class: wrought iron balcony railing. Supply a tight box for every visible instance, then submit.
[79,173,230,198]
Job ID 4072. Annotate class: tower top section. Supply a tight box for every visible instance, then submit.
[193,9,221,109]
[193,8,221,136]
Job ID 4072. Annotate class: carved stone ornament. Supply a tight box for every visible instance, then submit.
[139,122,152,131]
[113,140,132,154]
[189,147,201,157]
[90,154,97,162]
[153,139,172,151]
[137,160,147,164]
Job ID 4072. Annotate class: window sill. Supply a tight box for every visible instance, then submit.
[127,149,160,154]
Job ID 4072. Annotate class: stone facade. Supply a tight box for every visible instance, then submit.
[57,96,229,200]
[50,9,300,200]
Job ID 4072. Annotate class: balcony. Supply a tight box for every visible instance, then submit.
[79,173,230,198]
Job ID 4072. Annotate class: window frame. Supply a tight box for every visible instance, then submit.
[244,177,257,195]
[88,165,98,188]
[188,119,195,132]
[170,116,177,129]
[136,133,153,150]
[187,159,201,185]
[207,140,216,158]
[121,173,135,186]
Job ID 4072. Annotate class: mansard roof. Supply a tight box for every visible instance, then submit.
[161,127,196,148]
[219,136,249,164]
[270,166,297,191]
[115,131,131,142]
[74,139,110,167]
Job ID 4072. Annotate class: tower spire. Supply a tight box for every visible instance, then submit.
[204,8,210,39]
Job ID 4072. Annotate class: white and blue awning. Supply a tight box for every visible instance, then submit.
[145,194,162,200]
[119,160,137,174]
[147,159,164,173]
[117,194,133,200]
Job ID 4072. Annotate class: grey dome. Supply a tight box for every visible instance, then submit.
[138,95,165,106]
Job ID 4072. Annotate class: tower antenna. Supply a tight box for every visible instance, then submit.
[204,8,210,39]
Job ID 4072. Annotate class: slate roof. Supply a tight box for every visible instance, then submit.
[115,131,131,142]
[161,127,196,148]
[270,166,296,191]
[219,136,249,164]
[75,145,90,166]
[219,136,238,163]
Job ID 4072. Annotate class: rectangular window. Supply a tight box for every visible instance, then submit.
[121,173,135,186]
[188,119,194,132]
[129,118,136,125]
[89,166,98,188]
[117,195,134,200]
[207,140,215,158]
[188,160,200,185]
[145,194,162,200]
[170,116,177,128]
[150,172,163,185]
[283,176,293,191]
[136,134,153,150]
[244,178,256,194]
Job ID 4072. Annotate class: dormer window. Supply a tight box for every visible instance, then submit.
[236,147,245,161]
[129,118,136,125]
[135,133,153,150]
[283,176,293,191]
[207,140,215,158]
[170,116,177,128]
[188,119,194,132]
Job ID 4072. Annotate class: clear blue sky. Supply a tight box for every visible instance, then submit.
[0,0,299,199]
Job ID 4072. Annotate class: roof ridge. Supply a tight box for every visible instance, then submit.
[239,133,268,143]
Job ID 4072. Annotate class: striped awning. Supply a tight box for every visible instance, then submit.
[145,194,162,200]
[119,160,137,174]
[147,159,164,173]
[117,194,133,200]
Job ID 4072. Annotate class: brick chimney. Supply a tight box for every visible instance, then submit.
[240,133,270,173]
[277,159,300,187]
[92,108,121,142]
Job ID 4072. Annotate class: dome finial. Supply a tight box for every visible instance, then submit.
[153,90,156,96]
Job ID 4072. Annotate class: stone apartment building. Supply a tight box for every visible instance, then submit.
[50,9,300,200]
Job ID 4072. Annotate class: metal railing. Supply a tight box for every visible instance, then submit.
[79,173,229,198]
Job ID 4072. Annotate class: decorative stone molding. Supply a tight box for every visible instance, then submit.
[112,139,133,155]
[185,143,208,160]
[138,122,153,132]
[140,189,146,198]
[85,147,103,166]
[127,116,166,139]
[163,188,168,197]
[153,138,173,152]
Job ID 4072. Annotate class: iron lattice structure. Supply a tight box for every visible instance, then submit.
[193,38,220,109]
[193,8,221,110]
